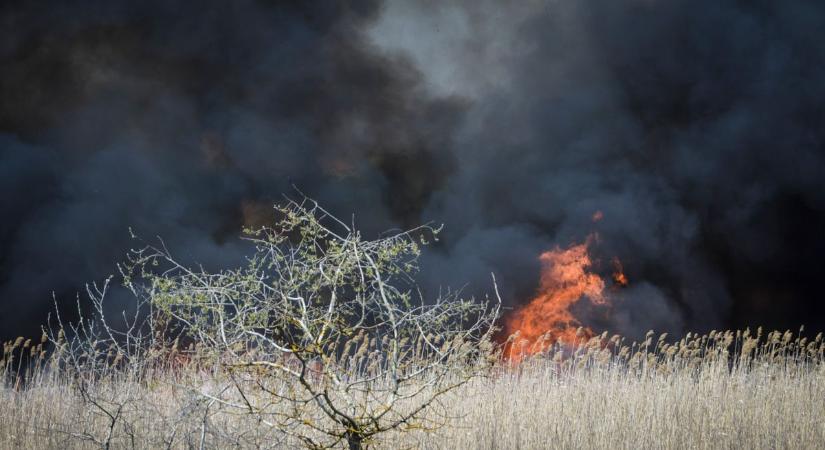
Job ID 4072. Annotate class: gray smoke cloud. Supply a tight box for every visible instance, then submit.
[374,0,825,339]
[2,0,825,340]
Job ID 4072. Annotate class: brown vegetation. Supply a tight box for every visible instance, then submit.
[2,328,824,449]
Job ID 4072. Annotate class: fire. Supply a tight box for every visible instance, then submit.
[503,233,625,361]
[612,257,628,287]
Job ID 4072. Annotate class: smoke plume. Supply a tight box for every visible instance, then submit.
[2,0,825,339]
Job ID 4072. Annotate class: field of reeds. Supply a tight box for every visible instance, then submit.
[2,328,823,449]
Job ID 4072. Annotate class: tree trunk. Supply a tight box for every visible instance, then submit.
[346,431,363,450]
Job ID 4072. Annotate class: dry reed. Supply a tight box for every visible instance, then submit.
[1,328,823,449]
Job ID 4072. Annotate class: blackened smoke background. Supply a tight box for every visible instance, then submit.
[2,0,825,340]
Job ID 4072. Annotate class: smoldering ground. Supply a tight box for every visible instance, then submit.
[2,0,825,340]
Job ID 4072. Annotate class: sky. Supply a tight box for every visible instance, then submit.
[2,0,825,340]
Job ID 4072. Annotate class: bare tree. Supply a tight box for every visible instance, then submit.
[45,277,158,449]
[117,197,501,449]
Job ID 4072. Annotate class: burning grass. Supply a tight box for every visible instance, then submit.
[2,328,824,449]
[502,233,627,361]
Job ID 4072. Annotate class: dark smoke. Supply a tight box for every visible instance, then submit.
[2,0,825,340]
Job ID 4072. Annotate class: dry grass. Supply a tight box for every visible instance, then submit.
[2,329,824,449]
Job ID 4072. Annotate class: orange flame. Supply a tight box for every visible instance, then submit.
[503,234,616,361]
[612,257,628,287]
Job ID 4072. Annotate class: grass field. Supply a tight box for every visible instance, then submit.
[2,329,823,449]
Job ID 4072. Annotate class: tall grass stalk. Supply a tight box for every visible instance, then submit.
[2,328,823,449]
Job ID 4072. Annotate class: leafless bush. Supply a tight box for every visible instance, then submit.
[36,197,501,449]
